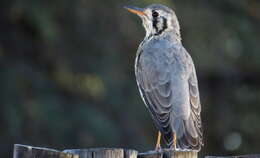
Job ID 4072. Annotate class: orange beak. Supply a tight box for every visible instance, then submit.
[124,6,145,16]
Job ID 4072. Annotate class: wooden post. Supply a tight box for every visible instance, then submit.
[13,144,260,158]
[13,144,78,158]
[13,144,138,158]
[63,148,138,158]
[138,149,197,158]
[205,155,260,158]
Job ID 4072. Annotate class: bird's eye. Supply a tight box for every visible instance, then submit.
[152,11,159,17]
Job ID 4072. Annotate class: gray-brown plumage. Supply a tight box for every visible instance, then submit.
[125,4,203,150]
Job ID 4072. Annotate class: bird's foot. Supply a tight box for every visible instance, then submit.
[171,132,177,151]
[155,131,162,151]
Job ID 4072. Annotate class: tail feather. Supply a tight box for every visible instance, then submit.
[162,115,203,150]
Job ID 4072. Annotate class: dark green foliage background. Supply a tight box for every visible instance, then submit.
[1,0,260,157]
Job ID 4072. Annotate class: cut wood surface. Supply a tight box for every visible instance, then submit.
[138,149,197,158]
[13,144,78,158]
[64,148,138,158]
[13,144,138,158]
[205,155,260,158]
[14,144,260,158]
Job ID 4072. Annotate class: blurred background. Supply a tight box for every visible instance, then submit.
[1,0,260,157]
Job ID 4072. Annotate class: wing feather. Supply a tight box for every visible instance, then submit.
[136,50,174,146]
[177,52,203,150]
[135,46,203,150]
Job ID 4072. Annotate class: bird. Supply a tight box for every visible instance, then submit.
[124,4,203,151]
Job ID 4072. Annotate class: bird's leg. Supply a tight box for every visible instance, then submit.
[172,132,177,150]
[155,131,161,150]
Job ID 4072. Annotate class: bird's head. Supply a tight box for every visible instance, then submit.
[125,4,180,38]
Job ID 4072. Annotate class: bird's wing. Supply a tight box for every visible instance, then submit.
[135,48,175,147]
[136,47,203,150]
[176,51,203,150]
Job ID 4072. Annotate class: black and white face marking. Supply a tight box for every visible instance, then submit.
[141,8,174,37]
[127,4,181,39]
[152,10,168,35]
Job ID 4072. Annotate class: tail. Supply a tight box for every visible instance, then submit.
[162,114,203,150]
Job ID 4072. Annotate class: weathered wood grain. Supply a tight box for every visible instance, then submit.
[205,155,260,158]
[63,148,138,158]
[15,143,260,158]
[138,149,197,158]
[13,144,78,158]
